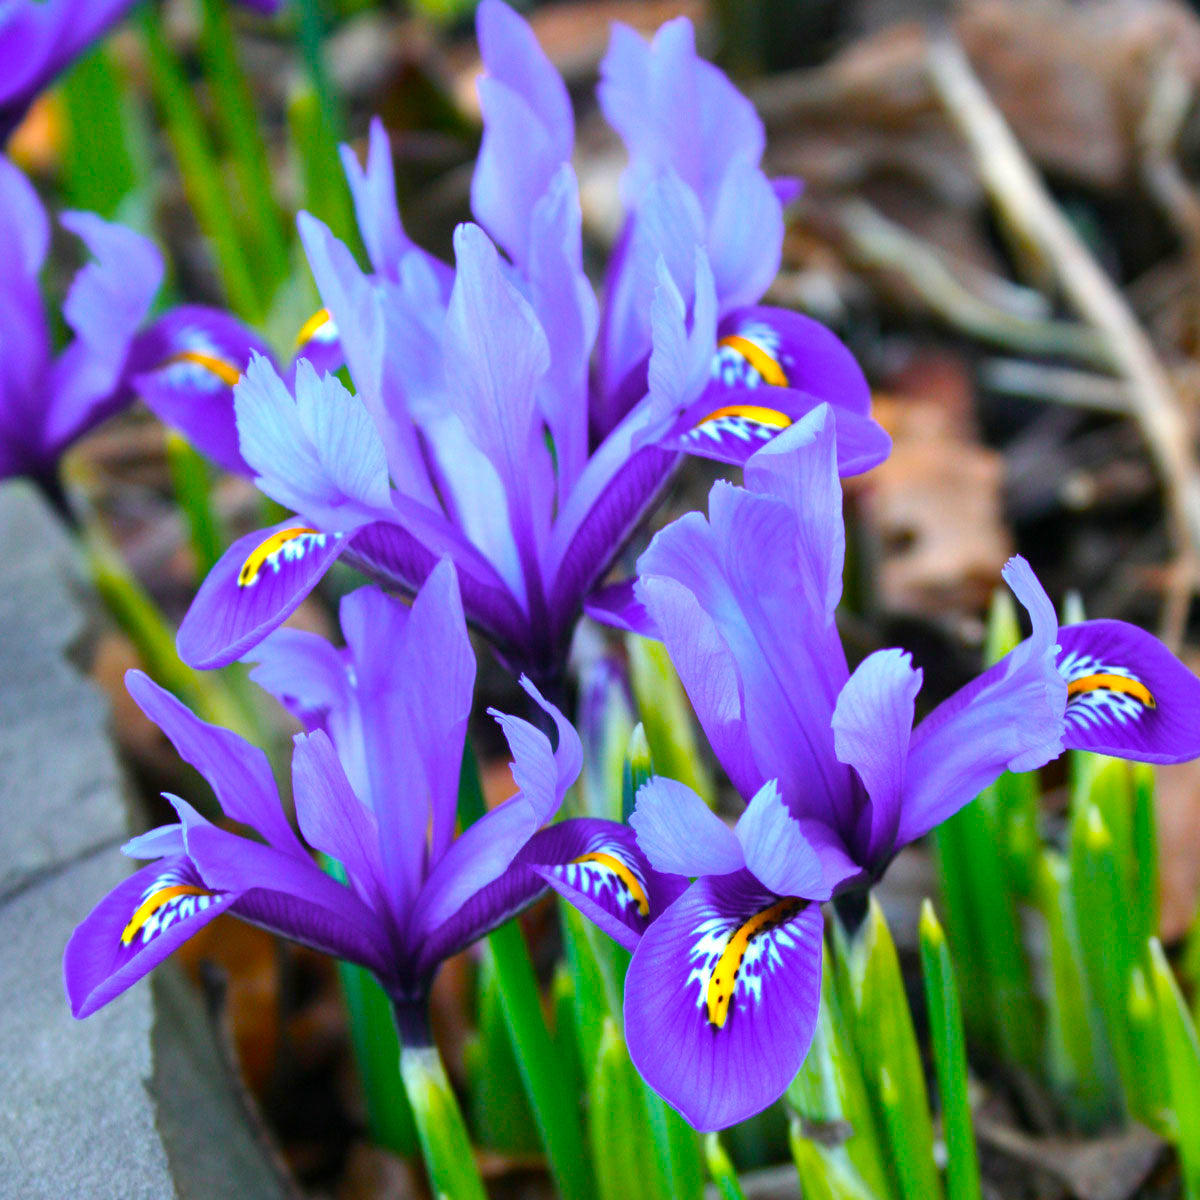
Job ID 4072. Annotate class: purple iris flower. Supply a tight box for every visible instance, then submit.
[0,0,283,145]
[616,403,1200,1130]
[65,560,682,1035]
[176,0,888,685]
[0,156,268,488]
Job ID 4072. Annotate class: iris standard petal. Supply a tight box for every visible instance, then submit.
[235,355,391,529]
[176,520,348,670]
[624,870,823,1130]
[831,648,923,867]
[340,117,412,277]
[630,775,743,879]
[1057,618,1200,763]
[245,627,349,732]
[706,162,783,312]
[125,669,303,856]
[735,781,831,900]
[64,855,235,1019]
[130,305,271,474]
[899,556,1066,846]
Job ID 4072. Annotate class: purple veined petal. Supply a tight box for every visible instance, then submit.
[705,162,783,313]
[291,731,388,915]
[236,355,391,529]
[630,776,743,879]
[653,384,890,476]
[443,223,553,595]
[526,164,596,492]
[637,466,852,822]
[1056,619,1200,763]
[476,0,572,164]
[831,648,923,868]
[177,520,349,669]
[44,211,163,455]
[351,563,474,912]
[472,1,573,266]
[64,855,237,1019]
[245,626,349,733]
[583,578,661,639]
[182,820,392,977]
[899,556,1066,847]
[340,117,411,277]
[743,404,847,622]
[125,669,303,856]
[735,780,832,901]
[523,818,689,953]
[717,307,872,417]
[342,518,531,658]
[296,212,439,505]
[624,870,824,1131]
[129,305,273,474]
[0,284,52,478]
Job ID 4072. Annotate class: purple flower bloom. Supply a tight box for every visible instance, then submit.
[176,3,888,683]
[65,560,681,1034]
[616,402,1200,1129]
[0,156,267,485]
[0,0,282,145]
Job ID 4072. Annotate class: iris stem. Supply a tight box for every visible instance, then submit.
[398,1044,488,1200]
[488,919,594,1200]
[704,1133,747,1200]
[165,431,226,580]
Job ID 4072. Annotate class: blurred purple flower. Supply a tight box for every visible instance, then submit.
[66,561,682,1036]
[616,402,1200,1129]
[0,156,267,488]
[0,0,283,145]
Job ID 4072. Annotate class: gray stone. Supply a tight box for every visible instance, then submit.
[0,481,293,1199]
[0,482,128,900]
[0,850,176,1200]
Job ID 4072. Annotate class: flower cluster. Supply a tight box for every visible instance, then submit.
[61,0,1200,1143]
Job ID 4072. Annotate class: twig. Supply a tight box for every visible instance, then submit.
[927,36,1200,646]
[1139,51,1200,266]
[979,359,1131,415]
[835,200,1113,368]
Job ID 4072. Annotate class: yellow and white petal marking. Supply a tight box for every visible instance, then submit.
[690,403,793,448]
[121,871,217,947]
[295,307,337,348]
[688,896,807,1030]
[561,843,651,924]
[237,527,330,588]
[1059,650,1156,731]
[710,323,789,391]
[162,349,242,389]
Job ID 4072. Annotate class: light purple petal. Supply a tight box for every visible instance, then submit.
[1057,619,1200,763]
[899,556,1066,846]
[624,871,823,1130]
[125,669,303,855]
[629,775,743,878]
[340,117,411,277]
[176,520,348,670]
[831,649,922,868]
[245,626,349,732]
[735,780,830,900]
[706,163,782,312]
[65,855,235,1019]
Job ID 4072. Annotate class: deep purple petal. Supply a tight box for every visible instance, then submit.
[130,305,272,474]
[583,578,660,639]
[899,557,1066,846]
[65,855,235,1019]
[523,818,688,952]
[629,775,743,878]
[125,669,303,855]
[176,520,349,669]
[624,871,823,1130]
[1057,619,1200,763]
[832,648,922,868]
